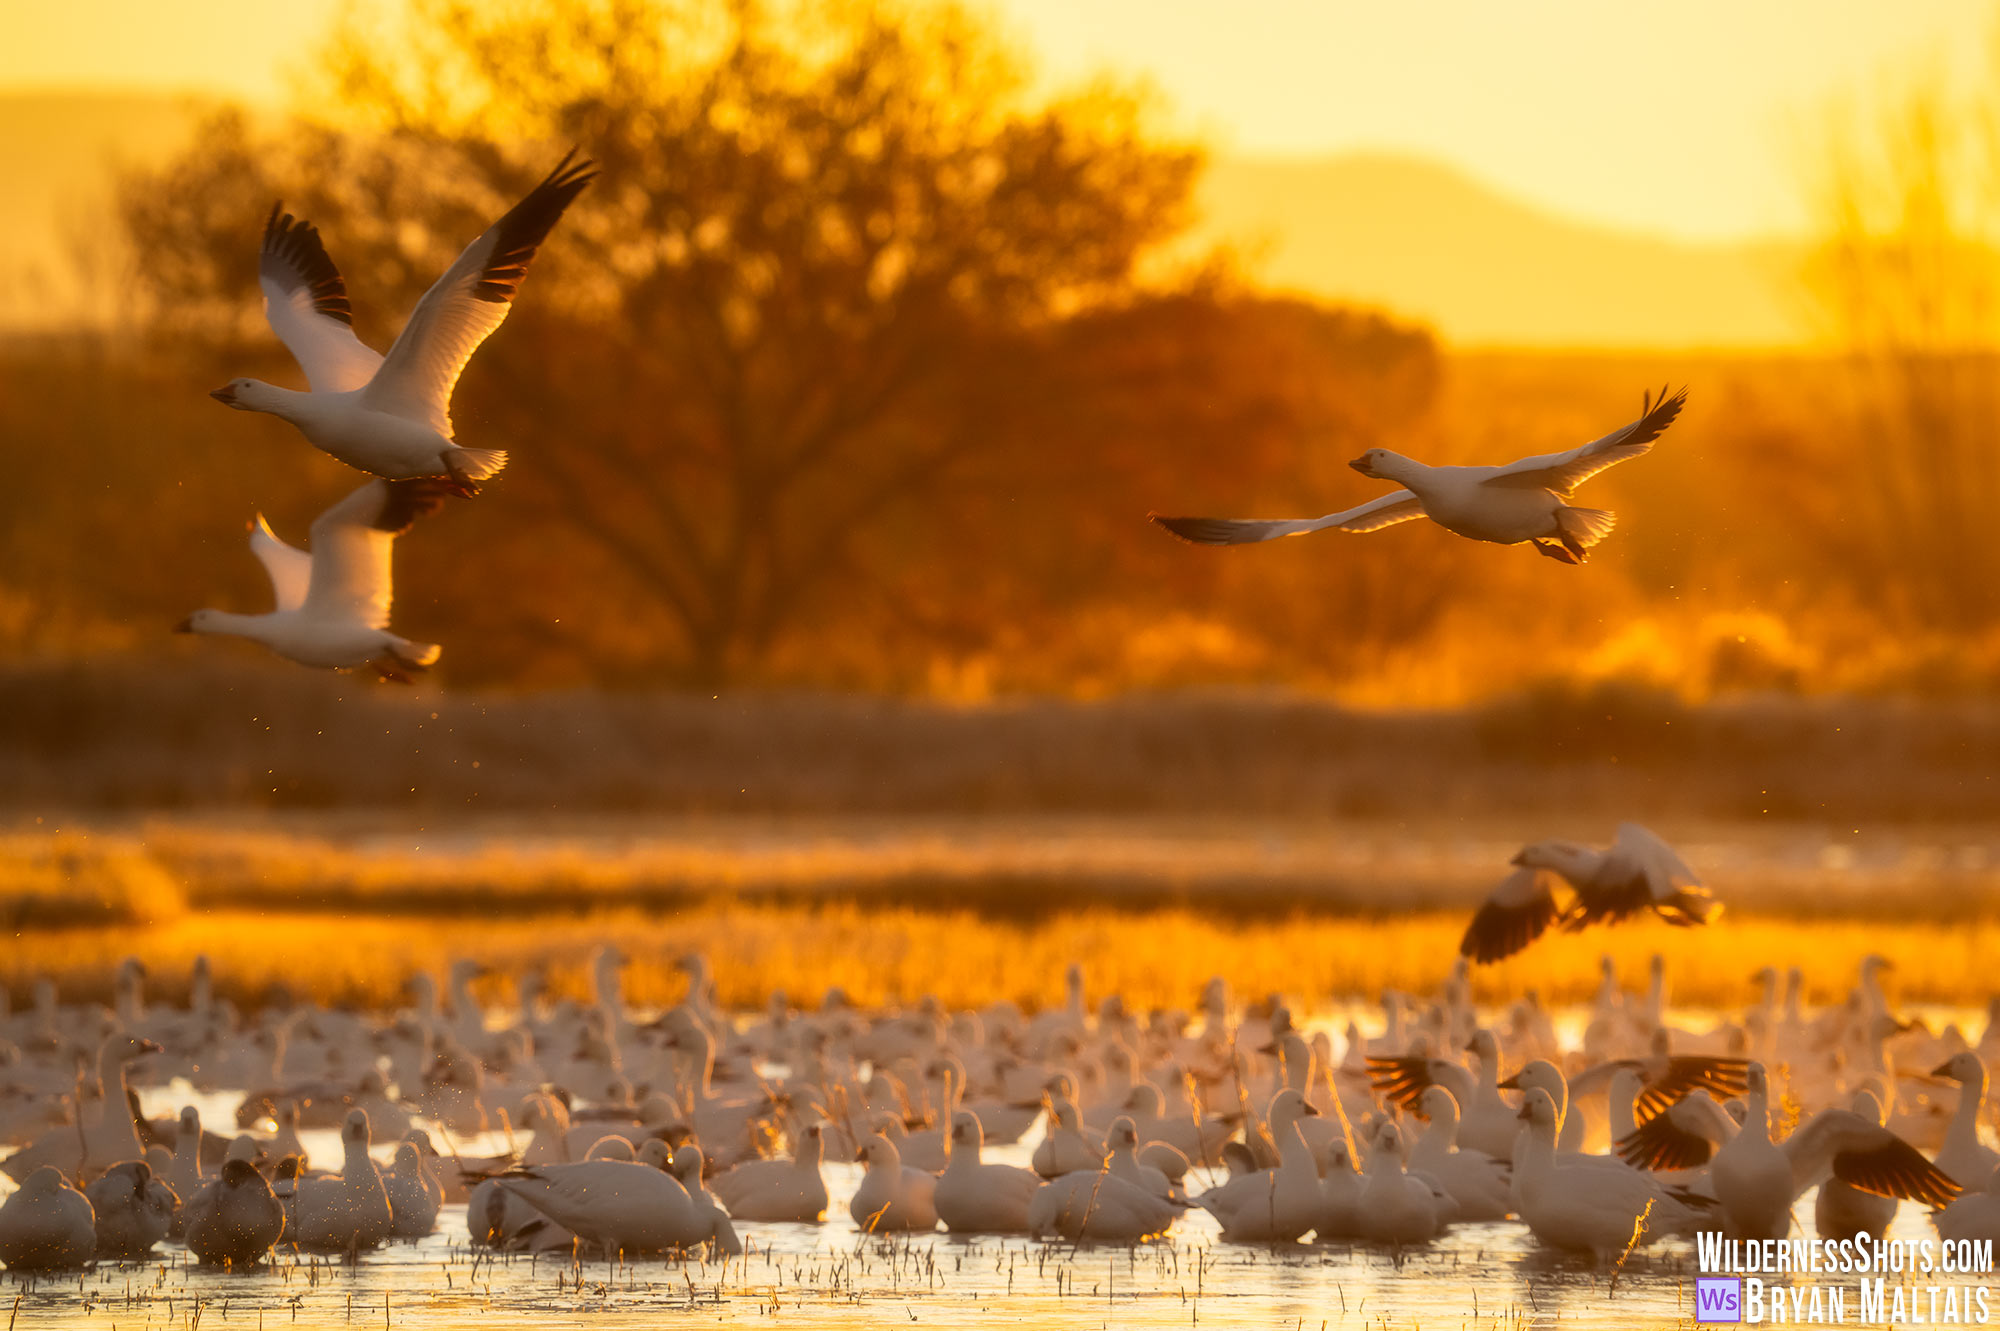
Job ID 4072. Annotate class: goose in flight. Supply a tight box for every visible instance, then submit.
[1460,823,1718,961]
[176,478,451,681]
[210,151,597,496]
[1153,386,1687,563]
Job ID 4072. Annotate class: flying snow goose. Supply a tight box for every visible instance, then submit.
[1153,386,1687,563]
[1783,1097,1961,1209]
[176,478,450,681]
[0,1167,97,1269]
[210,151,597,495]
[1569,1051,1752,1123]
[1513,823,1719,938]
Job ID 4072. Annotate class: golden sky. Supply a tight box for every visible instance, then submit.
[5,0,1992,242]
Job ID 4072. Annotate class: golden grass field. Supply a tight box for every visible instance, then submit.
[5,820,1997,1014]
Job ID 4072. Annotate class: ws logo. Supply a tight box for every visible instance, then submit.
[1697,1277,1744,1323]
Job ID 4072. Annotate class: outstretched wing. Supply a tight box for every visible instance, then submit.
[302,479,451,628]
[1485,385,1688,495]
[1459,868,1564,963]
[259,204,384,393]
[361,151,597,435]
[1151,491,1424,545]
[247,515,312,613]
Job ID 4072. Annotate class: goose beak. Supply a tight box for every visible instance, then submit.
[208,385,237,405]
[172,616,195,634]
[1508,851,1528,867]
[1347,456,1372,475]
[1496,1073,1521,1090]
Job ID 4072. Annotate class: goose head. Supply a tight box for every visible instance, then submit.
[1348,448,1404,479]
[208,378,284,412]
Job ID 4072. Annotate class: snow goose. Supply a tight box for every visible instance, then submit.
[1513,823,1719,938]
[1192,1089,1321,1242]
[0,1167,96,1269]
[1154,386,1686,562]
[1356,1121,1444,1244]
[1931,1053,2000,1188]
[1513,1089,1710,1257]
[1407,1086,1511,1221]
[176,478,450,680]
[184,1157,286,1266]
[1628,1064,1793,1239]
[212,152,597,495]
[1569,1050,1752,1124]
[935,1111,1041,1234]
[1783,1094,1960,1211]
[1104,1117,1179,1200]
[1316,1138,1366,1240]
[707,1120,829,1223]
[1032,1092,1105,1178]
[671,1145,743,1255]
[1027,1168,1179,1242]
[1813,1090,1901,1241]
[290,1109,394,1251]
[84,1160,177,1259]
[1935,1165,2000,1243]
[2,1033,160,1184]
[849,1133,939,1233]
[384,1141,442,1238]
[491,1158,727,1255]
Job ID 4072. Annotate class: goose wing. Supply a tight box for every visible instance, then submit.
[248,515,312,613]
[1484,386,1688,494]
[1151,491,1423,545]
[1459,867,1565,963]
[259,205,384,393]
[360,151,596,434]
[301,479,450,627]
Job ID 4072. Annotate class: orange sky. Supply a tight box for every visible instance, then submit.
[5,0,1993,241]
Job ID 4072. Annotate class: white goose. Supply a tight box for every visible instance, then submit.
[1511,823,1719,939]
[84,1160,178,1259]
[848,1133,939,1233]
[384,1141,442,1238]
[184,1157,286,1266]
[934,1111,1041,1234]
[1356,1121,1444,1244]
[706,1121,829,1223]
[1192,1089,1321,1242]
[176,478,450,679]
[0,1167,97,1269]
[491,1157,731,1254]
[290,1109,394,1251]
[1931,1053,2000,1188]
[1154,387,1686,563]
[1935,1165,2000,1243]
[1027,1168,1179,1242]
[211,153,597,495]
[1513,1088,1709,1257]
[1407,1086,1512,1221]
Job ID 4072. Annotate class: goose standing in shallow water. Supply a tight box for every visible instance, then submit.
[185,1158,286,1266]
[176,478,451,681]
[1154,386,1686,563]
[1193,1089,1321,1242]
[848,1133,939,1233]
[707,1121,829,1223]
[290,1110,394,1251]
[1931,1053,2000,1188]
[84,1160,177,1259]
[211,153,597,495]
[935,1111,1041,1234]
[0,1167,96,1269]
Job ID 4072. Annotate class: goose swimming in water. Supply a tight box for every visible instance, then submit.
[1153,386,1686,564]
[211,152,597,495]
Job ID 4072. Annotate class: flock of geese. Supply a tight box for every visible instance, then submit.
[0,947,1996,1269]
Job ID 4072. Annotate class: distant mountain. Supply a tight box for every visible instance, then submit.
[2,92,1808,347]
[1196,153,1807,349]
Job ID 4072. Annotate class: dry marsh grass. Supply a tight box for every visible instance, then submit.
[9,905,1997,1015]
